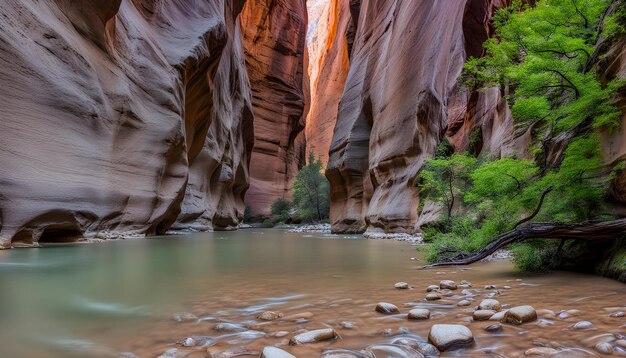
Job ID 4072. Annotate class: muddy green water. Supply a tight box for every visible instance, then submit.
[0,229,624,357]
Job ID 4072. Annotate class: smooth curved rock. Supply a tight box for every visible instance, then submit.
[439,280,457,290]
[257,311,283,321]
[478,299,502,312]
[525,347,558,356]
[428,324,474,351]
[320,349,374,358]
[240,0,309,218]
[473,310,496,321]
[289,328,339,345]
[502,306,537,325]
[366,344,425,358]
[391,338,440,358]
[261,346,296,358]
[407,309,431,320]
[376,302,400,314]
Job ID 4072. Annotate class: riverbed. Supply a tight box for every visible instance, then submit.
[0,229,624,357]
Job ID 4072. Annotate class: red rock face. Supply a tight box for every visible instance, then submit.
[325,0,513,233]
[0,0,253,245]
[306,0,353,163]
[240,0,309,218]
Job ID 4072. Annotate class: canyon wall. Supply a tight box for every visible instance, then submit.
[240,0,309,218]
[326,0,512,234]
[0,0,253,247]
[305,0,355,163]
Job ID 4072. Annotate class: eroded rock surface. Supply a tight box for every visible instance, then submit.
[325,0,512,233]
[0,0,253,245]
[240,0,309,218]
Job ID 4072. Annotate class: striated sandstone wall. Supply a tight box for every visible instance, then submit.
[325,0,514,234]
[305,0,354,163]
[0,0,253,247]
[240,0,309,218]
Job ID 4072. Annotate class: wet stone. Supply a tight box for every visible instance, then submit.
[407,308,430,320]
[213,322,246,332]
[260,346,296,358]
[594,342,613,355]
[502,306,537,325]
[392,337,440,358]
[425,293,441,301]
[473,310,496,321]
[270,331,290,338]
[572,321,593,330]
[366,344,424,358]
[610,311,626,318]
[289,328,338,345]
[489,310,508,321]
[376,302,400,314]
[395,282,410,289]
[320,349,373,358]
[478,299,502,312]
[484,323,503,333]
[457,300,471,307]
[524,347,558,356]
[439,280,457,290]
[428,324,474,351]
[174,312,197,323]
[341,321,355,329]
[257,311,283,321]
[426,285,440,292]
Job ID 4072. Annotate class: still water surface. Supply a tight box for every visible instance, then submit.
[0,229,624,357]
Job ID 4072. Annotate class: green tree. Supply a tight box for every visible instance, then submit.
[291,152,330,222]
[270,198,290,222]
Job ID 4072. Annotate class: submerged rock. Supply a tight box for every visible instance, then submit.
[392,337,440,357]
[502,306,537,325]
[376,302,400,314]
[524,347,558,356]
[408,308,431,320]
[457,300,471,307]
[425,293,441,301]
[572,321,593,330]
[366,344,424,358]
[484,324,503,333]
[395,282,410,289]
[174,313,197,323]
[260,346,296,358]
[289,328,339,345]
[321,349,373,358]
[426,285,440,292]
[594,342,613,355]
[257,311,283,321]
[428,324,474,351]
[213,322,246,332]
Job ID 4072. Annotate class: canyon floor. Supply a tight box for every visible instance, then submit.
[0,230,624,358]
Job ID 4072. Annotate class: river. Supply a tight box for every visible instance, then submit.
[0,229,624,357]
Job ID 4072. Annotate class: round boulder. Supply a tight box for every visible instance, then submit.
[395,282,410,289]
[376,302,400,314]
[439,280,457,290]
[408,308,431,320]
[478,299,502,312]
[428,324,474,351]
[473,310,496,321]
[502,305,537,325]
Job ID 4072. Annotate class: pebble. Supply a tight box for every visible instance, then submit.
[428,324,474,351]
[341,321,355,329]
[270,331,290,338]
[478,299,502,312]
[572,321,593,330]
[615,339,626,348]
[485,323,503,332]
[485,285,496,289]
[502,306,537,325]
[594,342,613,355]
[439,289,454,297]
[524,347,558,356]
[257,311,283,321]
[457,300,471,307]
[395,282,410,289]
[282,312,313,321]
[473,310,496,321]
[376,302,400,314]
[407,308,431,320]
[289,328,339,345]
[260,346,296,358]
[157,348,179,358]
[440,280,457,290]
[610,311,626,318]
[425,293,442,301]
[213,322,246,332]
[427,285,440,292]
[178,337,196,347]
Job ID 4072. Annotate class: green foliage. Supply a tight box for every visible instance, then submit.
[463,0,622,132]
[261,219,274,228]
[418,154,477,223]
[290,152,330,222]
[270,198,290,222]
